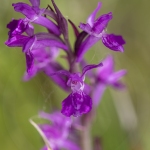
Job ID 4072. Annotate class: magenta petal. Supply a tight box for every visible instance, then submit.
[97,55,114,79]
[87,2,102,27]
[33,16,60,36]
[39,111,71,128]
[97,55,126,89]
[23,66,37,81]
[79,12,112,37]
[44,62,70,92]
[102,34,125,52]
[39,124,59,139]
[7,19,27,36]
[61,92,92,117]
[61,94,75,117]
[72,92,92,117]
[76,35,99,62]
[12,3,36,20]
[25,23,34,36]
[23,36,36,53]
[33,39,68,51]
[29,0,40,7]
[92,83,106,107]
[5,35,29,47]
[25,52,34,73]
[50,70,71,77]
[108,70,127,83]
[81,62,103,78]
[79,23,92,34]
[92,12,112,35]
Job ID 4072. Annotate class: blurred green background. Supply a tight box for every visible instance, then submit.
[0,0,150,150]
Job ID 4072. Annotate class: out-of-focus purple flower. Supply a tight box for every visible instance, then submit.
[97,55,127,87]
[76,2,125,62]
[51,62,103,117]
[23,47,70,91]
[92,55,127,106]
[30,111,80,150]
[12,0,60,35]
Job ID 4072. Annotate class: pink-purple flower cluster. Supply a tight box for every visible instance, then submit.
[5,0,127,149]
[5,0,126,117]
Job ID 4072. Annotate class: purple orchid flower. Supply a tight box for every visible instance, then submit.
[76,2,125,62]
[51,62,103,117]
[30,111,80,150]
[12,0,60,35]
[5,18,68,73]
[92,55,127,106]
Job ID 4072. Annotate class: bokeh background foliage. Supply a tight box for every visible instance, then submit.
[0,0,150,150]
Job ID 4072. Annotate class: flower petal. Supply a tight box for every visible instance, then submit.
[7,19,27,37]
[97,55,114,79]
[25,52,34,73]
[44,62,70,91]
[33,33,68,51]
[33,16,60,35]
[61,92,92,117]
[108,69,127,83]
[87,2,102,27]
[81,62,103,78]
[92,12,112,36]
[61,94,75,117]
[23,65,38,81]
[79,23,92,35]
[25,23,34,36]
[92,83,106,107]
[97,55,126,89]
[76,35,99,62]
[12,3,36,20]
[5,35,29,47]
[39,111,71,128]
[102,34,125,52]
[29,0,40,7]
[72,92,92,117]
[23,36,36,53]
[49,69,71,77]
